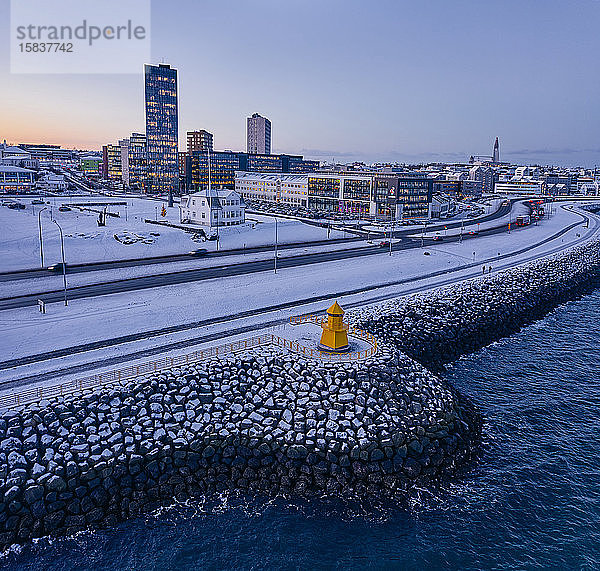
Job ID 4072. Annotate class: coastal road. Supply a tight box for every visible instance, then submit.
[0,208,533,311]
[0,198,515,281]
[1,204,597,390]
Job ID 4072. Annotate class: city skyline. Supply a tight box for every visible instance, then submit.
[1,0,600,167]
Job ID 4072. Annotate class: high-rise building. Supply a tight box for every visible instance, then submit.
[119,138,130,187]
[493,137,500,163]
[102,144,122,182]
[128,132,147,192]
[247,113,271,155]
[187,130,213,154]
[144,63,178,201]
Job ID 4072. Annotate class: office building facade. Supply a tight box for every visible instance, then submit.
[236,173,309,207]
[102,144,122,182]
[128,132,147,192]
[469,165,495,193]
[119,139,130,187]
[374,173,432,219]
[0,165,36,193]
[190,151,317,191]
[247,113,271,155]
[307,173,373,215]
[145,63,179,196]
[187,130,214,154]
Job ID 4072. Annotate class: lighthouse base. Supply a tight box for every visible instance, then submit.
[317,342,351,354]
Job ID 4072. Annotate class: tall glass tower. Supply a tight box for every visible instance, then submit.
[144,63,178,201]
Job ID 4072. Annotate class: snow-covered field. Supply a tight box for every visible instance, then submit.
[0,196,346,272]
[0,202,596,373]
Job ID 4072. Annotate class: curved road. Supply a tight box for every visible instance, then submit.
[0,204,527,311]
[1,205,597,388]
[0,200,514,281]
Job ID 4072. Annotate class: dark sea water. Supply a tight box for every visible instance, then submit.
[4,290,600,570]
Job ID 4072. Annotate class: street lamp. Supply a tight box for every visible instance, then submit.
[38,207,47,269]
[52,220,68,306]
[274,217,278,273]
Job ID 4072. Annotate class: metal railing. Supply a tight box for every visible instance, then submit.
[289,314,377,344]
[287,314,378,359]
[0,334,270,410]
[0,323,378,410]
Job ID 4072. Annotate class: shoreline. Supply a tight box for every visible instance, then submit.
[0,239,599,551]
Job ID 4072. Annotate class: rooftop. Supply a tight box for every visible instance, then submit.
[0,165,35,173]
[235,172,308,183]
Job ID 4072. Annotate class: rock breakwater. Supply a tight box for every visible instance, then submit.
[2,240,599,551]
[0,345,479,549]
[348,240,600,369]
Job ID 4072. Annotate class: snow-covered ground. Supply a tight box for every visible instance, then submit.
[0,196,346,272]
[0,202,596,375]
[0,240,370,299]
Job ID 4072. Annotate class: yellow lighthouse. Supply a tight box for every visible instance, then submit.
[319,301,350,352]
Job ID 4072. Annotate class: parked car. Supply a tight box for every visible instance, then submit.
[31,199,45,205]
[188,248,208,257]
[58,206,72,212]
[7,202,26,210]
[47,263,68,273]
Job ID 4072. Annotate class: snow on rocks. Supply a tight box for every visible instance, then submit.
[347,240,600,369]
[2,240,598,549]
[0,343,480,550]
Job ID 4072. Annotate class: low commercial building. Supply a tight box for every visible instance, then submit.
[190,151,319,191]
[0,142,38,170]
[237,170,432,219]
[19,144,74,167]
[235,172,308,207]
[307,173,373,215]
[38,172,67,191]
[0,165,36,193]
[180,189,246,228]
[460,179,483,198]
[374,173,432,219]
[429,194,456,219]
[80,155,102,175]
[432,179,461,198]
[494,179,544,195]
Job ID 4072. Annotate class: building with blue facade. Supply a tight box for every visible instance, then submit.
[144,63,178,197]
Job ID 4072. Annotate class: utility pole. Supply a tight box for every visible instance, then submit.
[38,207,47,268]
[53,220,68,306]
[274,217,278,273]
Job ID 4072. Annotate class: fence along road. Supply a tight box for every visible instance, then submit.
[0,327,377,410]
